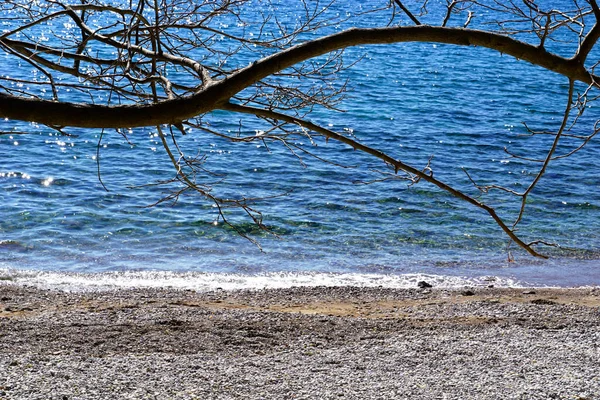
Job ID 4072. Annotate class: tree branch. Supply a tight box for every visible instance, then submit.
[513,79,575,228]
[0,26,596,128]
[576,20,600,63]
[220,101,548,258]
[393,0,422,25]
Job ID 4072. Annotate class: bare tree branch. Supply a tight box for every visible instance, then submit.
[221,101,548,258]
[1,0,598,257]
[0,25,597,128]
[393,0,422,25]
[513,79,576,228]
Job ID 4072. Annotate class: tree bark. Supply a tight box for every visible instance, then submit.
[0,26,595,128]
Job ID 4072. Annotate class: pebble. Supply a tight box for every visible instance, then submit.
[0,284,598,399]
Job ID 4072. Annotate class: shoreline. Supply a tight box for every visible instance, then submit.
[1,284,599,399]
[4,266,600,291]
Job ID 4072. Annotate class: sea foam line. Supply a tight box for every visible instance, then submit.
[0,268,526,292]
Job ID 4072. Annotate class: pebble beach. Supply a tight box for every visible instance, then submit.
[1,284,599,399]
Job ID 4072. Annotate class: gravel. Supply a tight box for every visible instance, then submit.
[1,284,599,399]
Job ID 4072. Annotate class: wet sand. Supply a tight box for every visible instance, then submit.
[1,284,599,399]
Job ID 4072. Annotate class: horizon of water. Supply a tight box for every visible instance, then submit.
[1,0,599,290]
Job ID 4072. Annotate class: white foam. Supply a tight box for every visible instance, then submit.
[0,268,526,292]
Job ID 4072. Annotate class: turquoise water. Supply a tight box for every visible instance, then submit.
[0,1,599,287]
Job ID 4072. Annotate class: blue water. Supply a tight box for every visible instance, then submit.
[1,1,599,288]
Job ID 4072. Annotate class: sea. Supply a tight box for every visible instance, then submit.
[0,0,599,290]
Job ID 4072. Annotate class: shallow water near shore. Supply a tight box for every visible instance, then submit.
[1,262,600,292]
[1,0,599,288]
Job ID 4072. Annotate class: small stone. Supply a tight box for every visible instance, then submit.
[461,290,475,296]
[417,281,432,289]
[530,298,556,305]
[522,290,536,295]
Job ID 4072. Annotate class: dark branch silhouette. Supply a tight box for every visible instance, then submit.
[0,0,598,257]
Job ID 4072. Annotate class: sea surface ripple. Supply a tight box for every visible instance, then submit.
[1,0,599,288]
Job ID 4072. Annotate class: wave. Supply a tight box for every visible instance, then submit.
[0,268,529,292]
